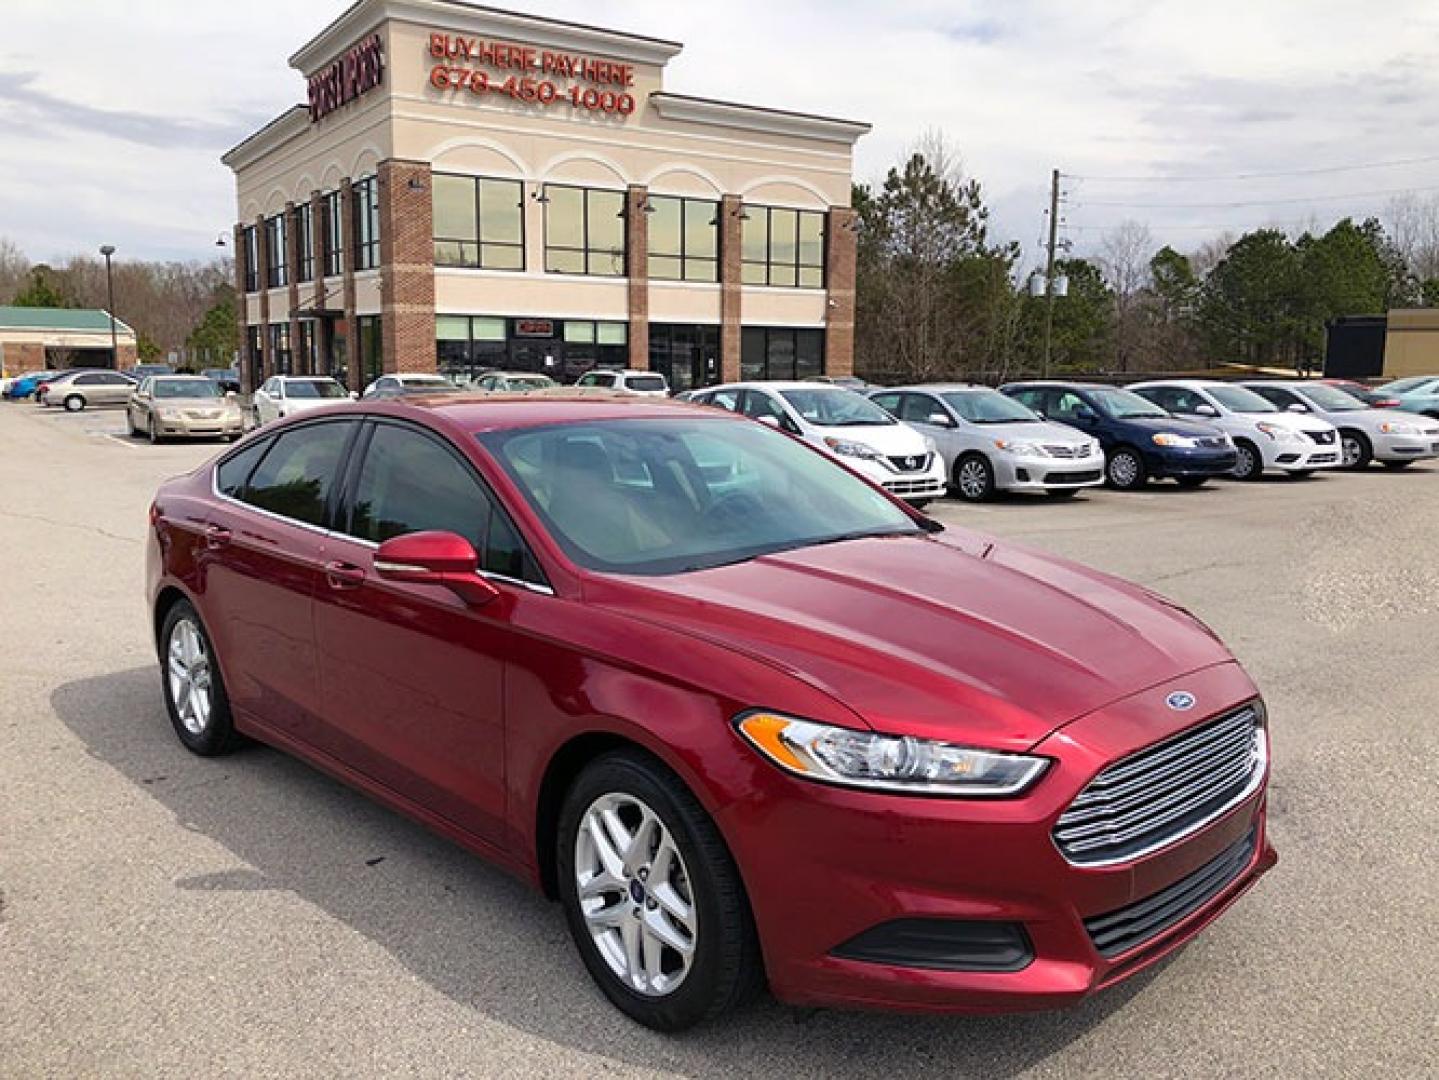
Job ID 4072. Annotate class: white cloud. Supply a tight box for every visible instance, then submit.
[3,0,1439,265]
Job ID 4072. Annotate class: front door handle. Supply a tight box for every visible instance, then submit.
[205,525,232,550]
[325,561,366,590]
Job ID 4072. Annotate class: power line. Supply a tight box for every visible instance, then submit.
[1070,181,1439,211]
[1067,153,1439,183]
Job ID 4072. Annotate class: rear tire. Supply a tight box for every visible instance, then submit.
[556,751,763,1031]
[1105,447,1147,490]
[953,454,996,502]
[159,600,242,757]
[1231,440,1263,481]
[1340,429,1372,470]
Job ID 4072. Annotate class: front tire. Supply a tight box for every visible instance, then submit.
[159,600,241,757]
[148,416,161,445]
[63,394,85,412]
[953,454,996,502]
[1340,430,1372,470]
[1232,440,1263,481]
[557,751,762,1031]
[1105,447,1147,490]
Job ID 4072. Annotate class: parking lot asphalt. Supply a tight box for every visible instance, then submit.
[1,400,1435,1079]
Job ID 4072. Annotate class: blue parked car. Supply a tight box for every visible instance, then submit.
[4,371,59,400]
[1376,375,1439,418]
[1001,381,1239,490]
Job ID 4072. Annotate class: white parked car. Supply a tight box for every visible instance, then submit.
[869,384,1104,501]
[1239,380,1439,470]
[253,376,351,425]
[1129,379,1342,480]
[686,381,947,506]
[361,373,459,399]
[472,371,558,393]
[574,369,669,397]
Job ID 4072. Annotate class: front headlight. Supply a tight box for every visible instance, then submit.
[736,712,1049,797]
[1256,422,1306,442]
[1379,420,1422,435]
[1153,433,1199,448]
[993,439,1048,456]
[824,437,882,460]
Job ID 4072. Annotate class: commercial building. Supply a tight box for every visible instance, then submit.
[222,0,870,393]
[0,306,137,375]
[1325,310,1439,380]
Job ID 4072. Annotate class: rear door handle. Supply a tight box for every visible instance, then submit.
[205,525,232,550]
[325,561,366,590]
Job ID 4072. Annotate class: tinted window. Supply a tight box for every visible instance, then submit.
[285,379,347,399]
[1088,388,1168,419]
[216,437,273,498]
[1207,385,1277,413]
[942,390,1040,423]
[242,422,353,527]
[625,375,668,393]
[1006,388,1047,414]
[779,389,896,427]
[869,392,901,416]
[898,394,944,423]
[740,390,788,424]
[347,424,540,582]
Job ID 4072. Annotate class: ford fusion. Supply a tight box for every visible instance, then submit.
[146,395,1275,1030]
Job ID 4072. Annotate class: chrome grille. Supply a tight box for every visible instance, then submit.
[885,453,932,473]
[1044,443,1093,459]
[1053,703,1265,866]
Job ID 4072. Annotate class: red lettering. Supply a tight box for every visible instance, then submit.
[429,33,447,58]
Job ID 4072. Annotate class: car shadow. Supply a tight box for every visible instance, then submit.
[52,667,1163,1077]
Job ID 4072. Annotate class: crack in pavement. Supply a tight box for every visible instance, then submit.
[0,508,141,545]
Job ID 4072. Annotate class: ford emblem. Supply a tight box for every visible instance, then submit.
[1166,691,1197,712]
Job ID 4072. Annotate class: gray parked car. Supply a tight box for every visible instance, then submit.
[868,384,1104,501]
[1240,380,1439,469]
[40,369,137,411]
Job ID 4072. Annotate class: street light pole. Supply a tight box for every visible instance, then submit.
[1041,169,1060,377]
[99,245,119,367]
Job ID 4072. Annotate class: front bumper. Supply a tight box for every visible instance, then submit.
[717,663,1276,1013]
[852,455,948,501]
[1147,447,1238,478]
[993,451,1104,492]
[154,415,245,438]
[1266,440,1341,471]
[1372,431,1439,462]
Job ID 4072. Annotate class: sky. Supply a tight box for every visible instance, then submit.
[6,0,1439,273]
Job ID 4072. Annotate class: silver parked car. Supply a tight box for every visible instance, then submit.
[128,376,244,443]
[869,384,1104,501]
[41,369,136,411]
[1239,380,1439,470]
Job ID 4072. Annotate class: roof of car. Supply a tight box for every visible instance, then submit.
[704,381,852,392]
[877,383,992,393]
[1128,379,1230,390]
[337,391,716,431]
[1000,380,1110,391]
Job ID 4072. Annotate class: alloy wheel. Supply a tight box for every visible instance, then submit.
[574,792,697,998]
[1108,451,1141,488]
[957,458,991,500]
[167,618,213,735]
[1233,444,1259,479]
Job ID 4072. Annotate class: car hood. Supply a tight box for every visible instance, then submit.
[589,531,1233,752]
[971,419,1094,444]
[1109,415,1223,437]
[1252,411,1335,434]
[810,422,929,454]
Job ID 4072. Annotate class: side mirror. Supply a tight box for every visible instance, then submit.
[225,390,237,399]
[755,414,782,429]
[374,531,500,607]
[926,412,956,428]
[1286,402,1308,413]
[1194,403,1218,417]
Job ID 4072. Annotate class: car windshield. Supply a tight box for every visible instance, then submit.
[1207,385,1277,413]
[153,379,221,399]
[1088,388,1170,419]
[1296,384,1364,411]
[626,375,668,392]
[285,379,347,399]
[479,418,922,575]
[778,389,895,427]
[942,390,1038,423]
[403,377,451,388]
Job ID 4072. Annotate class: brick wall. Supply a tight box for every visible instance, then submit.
[116,344,138,370]
[824,206,858,379]
[626,185,650,369]
[377,160,438,375]
[720,194,744,383]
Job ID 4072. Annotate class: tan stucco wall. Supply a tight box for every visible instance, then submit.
[0,328,136,350]
[1383,309,1439,378]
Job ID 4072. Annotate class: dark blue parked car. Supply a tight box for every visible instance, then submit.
[1001,381,1238,490]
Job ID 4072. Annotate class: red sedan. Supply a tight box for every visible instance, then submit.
[145,394,1275,1030]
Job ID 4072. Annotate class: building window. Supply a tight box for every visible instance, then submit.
[433,174,524,270]
[356,314,383,385]
[352,176,380,271]
[269,323,293,376]
[296,204,314,283]
[647,196,718,283]
[322,191,344,276]
[649,323,720,392]
[437,315,509,383]
[246,325,264,389]
[264,214,288,288]
[562,320,628,372]
[242,226,259,292]
[544,185,626,277]
[741,326,824,380]
[742,207,825,288]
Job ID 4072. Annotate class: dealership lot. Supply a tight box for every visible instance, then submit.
[1,402,1435,1078]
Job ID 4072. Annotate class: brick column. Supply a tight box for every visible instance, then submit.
[309,190,327,375]
[824,206,858,379]
[378,160,437,375]
[720,194,744,383]
[626,185,650,369]
[339,177,358,388]
[232,222,250,388]
[255,215,270,384]
[285,201,303,374]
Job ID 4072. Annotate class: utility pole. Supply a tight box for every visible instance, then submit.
[99,245,119,367]
[1041,169,1060,377]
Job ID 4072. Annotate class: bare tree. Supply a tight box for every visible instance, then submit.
[0,238,29,303]
[1098,220,1154,372]
[1190,232,1236,277]
[1383,193,1439,283]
